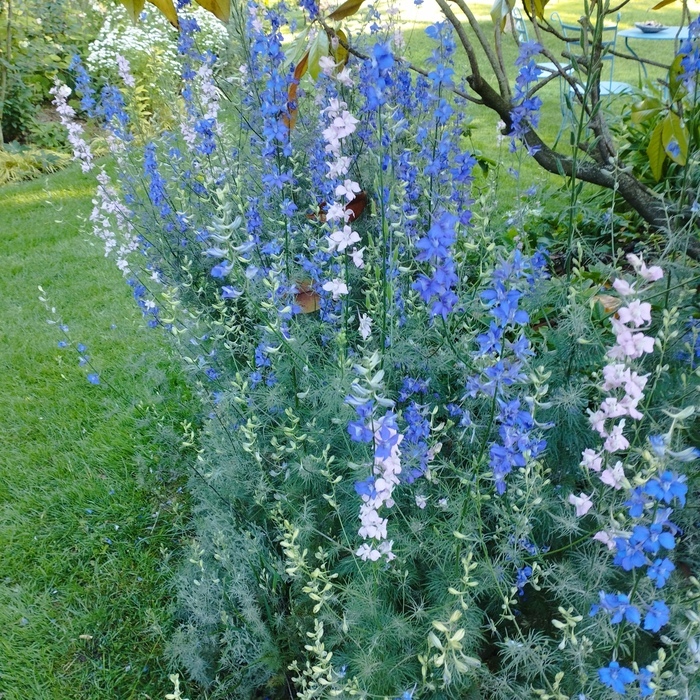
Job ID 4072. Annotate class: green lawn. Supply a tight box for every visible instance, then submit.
[0,164,196,699]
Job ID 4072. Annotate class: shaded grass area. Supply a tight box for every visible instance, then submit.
[0,165,197,699]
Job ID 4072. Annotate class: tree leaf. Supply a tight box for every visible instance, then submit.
[345,190,367,222]
[295,280,320,314]
[651,0,678,9]
[147,0,178,27]
[119,0,146,23]
[490,0,515,30]
[194,0,230,23]
[308,30,330,81]
[283,52,309,130]
[327,0,366,21]
[661,111,688,165]
[647,122,666,181]
[524,0,549,21]
[630,97,663,125]
[333,29,349,67]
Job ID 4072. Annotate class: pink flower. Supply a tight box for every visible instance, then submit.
[593,531,616,550]
[612,278,636,296]
[624,371,648,400]
[600,461,626,489]
[568,492,594,516]
[603,421,629,453]
[627,253,663,281]
[617,300,651,327]
[581,448,603,472]
[588,409,607,437]
[602,363,630,391]
[600,397,627,419]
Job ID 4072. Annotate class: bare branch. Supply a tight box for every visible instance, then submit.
[449,0,511,98]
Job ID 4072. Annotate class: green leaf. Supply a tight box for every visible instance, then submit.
[308,31,330,81]
[327,0,366,21]
[284,28,311,70]
[147,0,179,27]
[119,0,146,23]
[491,0,515,29]
[668,54,687,102]
[647,122,666,181]
[630,97,663,125]
[194,0,230,23]
[661,111,688,165]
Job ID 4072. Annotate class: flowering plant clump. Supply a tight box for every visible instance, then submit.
[57,2,700,698]
[85,3,230,122]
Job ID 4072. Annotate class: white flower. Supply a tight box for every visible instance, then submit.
[415,495,427,509]
[617,300,652,327]
[326,201,349,222]
[358,313,372,340]
[319,55,337,76]
[327,225,360,253]
[335,179,361,202]
[336,66,354,87]
[327,156,352,179]
[322,278,348,300]
[350,246,365,268]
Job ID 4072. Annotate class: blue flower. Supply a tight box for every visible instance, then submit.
[644,471,688,507]
[590,591,640,625]
[348,421,373,443]
[644,600,670,632]
[211,260,233,278]
[598,661,636,694]
[613,537,646,571]
[58,340,68,348]
[647,558,675,588]
[373,42,395,72]
[629,523,675,554]
[638,668,655,697]
[221,286,242,300]
[87,373,100,385]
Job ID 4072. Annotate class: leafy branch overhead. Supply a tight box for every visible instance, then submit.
[116,0,231,26]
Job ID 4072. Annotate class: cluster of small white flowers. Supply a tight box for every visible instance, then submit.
[320,82,367,314]
[49,81,93,173]
[90,168,138,273]
[569,254,663,517]
[356,414,402,563]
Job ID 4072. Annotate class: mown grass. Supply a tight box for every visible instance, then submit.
[0,164,197,699]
